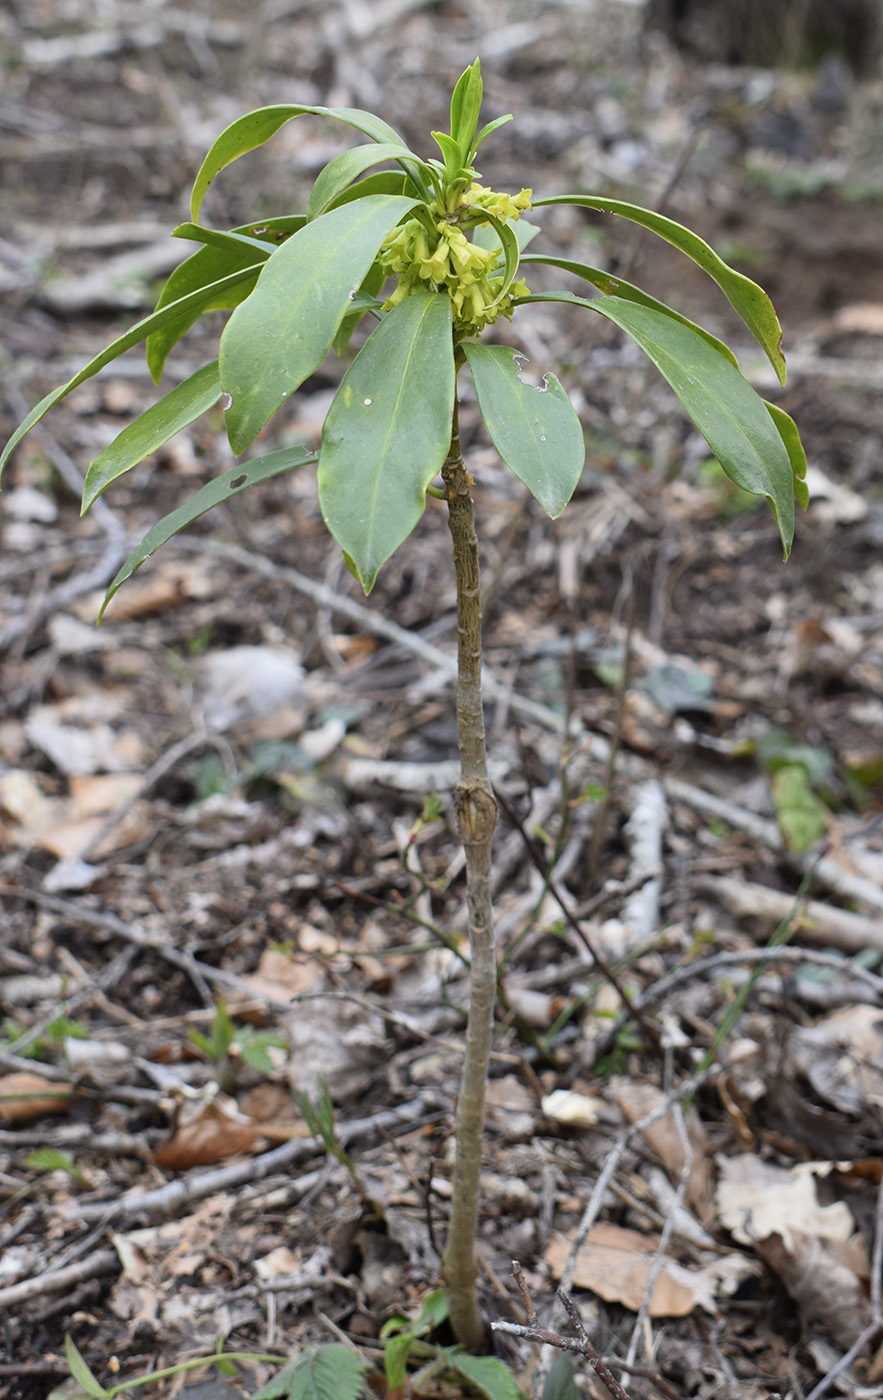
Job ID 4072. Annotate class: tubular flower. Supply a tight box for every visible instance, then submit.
[378,184,532,333]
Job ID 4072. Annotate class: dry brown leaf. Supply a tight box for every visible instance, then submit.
[758,1231,871,1350]
[545,1225,728,1317]
[154,1101,260,1170]
[0,1072,72,1122]
[716,1154,858,1248]
[611,1079,714,1223]
[246,947,323,1001]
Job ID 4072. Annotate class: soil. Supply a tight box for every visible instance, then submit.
[1,4,882,1400]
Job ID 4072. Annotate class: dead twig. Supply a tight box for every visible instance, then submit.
[493,1262,635,1400]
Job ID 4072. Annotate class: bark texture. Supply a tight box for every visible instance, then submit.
[439,405,498,1352]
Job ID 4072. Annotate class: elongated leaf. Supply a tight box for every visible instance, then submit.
[450,59,483,163]
[474,210,519,308]
[520,255,739,367]
[472,113,513,156]
[473,217,540,266]
[82,361,222,511]
[533,194,786,383]
[64,1337,109,1399]
[172,222,283,256]
[220,194,419,453]
[462,342,584,516]
[765,399,809,508]
[588,296,796,553]
[146,217,305,380]
[318,291,454,592]
[0,268,261,479]
[326,170,407,210]
[332,262,385,356]
[307,143,416,221]
[191,104,428,223]
[99,446,316,619]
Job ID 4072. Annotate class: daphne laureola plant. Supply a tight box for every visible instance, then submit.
[2,59,805,1364]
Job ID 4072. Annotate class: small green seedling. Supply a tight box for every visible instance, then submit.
[2,59,806,1351]
[381,1291,526,1400]
[188,1000,286,1085]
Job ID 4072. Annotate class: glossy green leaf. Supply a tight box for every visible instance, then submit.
[432,130,467,182]
[519,255,740,367]
[462,342,584,517]
[172,222,282,256]
[191,104,428,223]
[307,142,422,221]
[472,113,513,155]
[533,194,786,383]
[450,59,483,163]
[473,210,519,308]
[765,400,809,508]
[99,446,316,619]
[326,170,408,210]
[0,268,261,480]
[220,194,420,454]
[144,219,306,382]
[588,296,795,553]
[318,291,454,592]
[332,262,385,356]
[82,361,222,512]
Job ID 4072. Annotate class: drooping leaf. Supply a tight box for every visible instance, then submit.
[473,209,519,308]
[318,290,454,593]
[249,1345,368,1400]
[64,1337,109,1400]
[765,399,809,507]
[82,361,222,511]
[171,222,285,256]
[473,218,541,264]
[98,446,317,619]
[548,292,796,553]
[146,217,305,381]
[307,142,425,221]
[519,256,740,367]
[462,342,584,517]
[442,1350,528,1400]
[220,193,420,453]
[533,194,787,383]
[190,104,429,223]
[327,170,408,210]
[0,268,262,479]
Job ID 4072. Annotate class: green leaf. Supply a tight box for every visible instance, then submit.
[146,218,306,381]
[307,143,423,221]
[249,1345,368,1400]
[82,361,222,511]
[99,445,316,619]
[383,1333,413,1393]
[472,113,513,155]
[472,209,519,308]
[582,295,796,554]
[462,342,584,517]
[765,399,809,507]
[472,218,540,267]
[64,1336,109,1400]
[190,104,427,224]
[519,256,740,368]
[533,194,787,383]
[318,290,454,593]
[542,1355,579,1400]
[332,262,386,356]
[450,59,483,163]
[442,1351,528,1400]
[220,193,420,453]
[432,130,468,183]
[0,269,262,479]
[771,764,829,852]
[326,170,408,210]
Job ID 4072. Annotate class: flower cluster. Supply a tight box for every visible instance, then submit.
[378,182,532,333]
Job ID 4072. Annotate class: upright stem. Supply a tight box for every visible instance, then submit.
[440,398,498,1352]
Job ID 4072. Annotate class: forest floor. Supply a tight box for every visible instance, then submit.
[1,2,883,1398]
